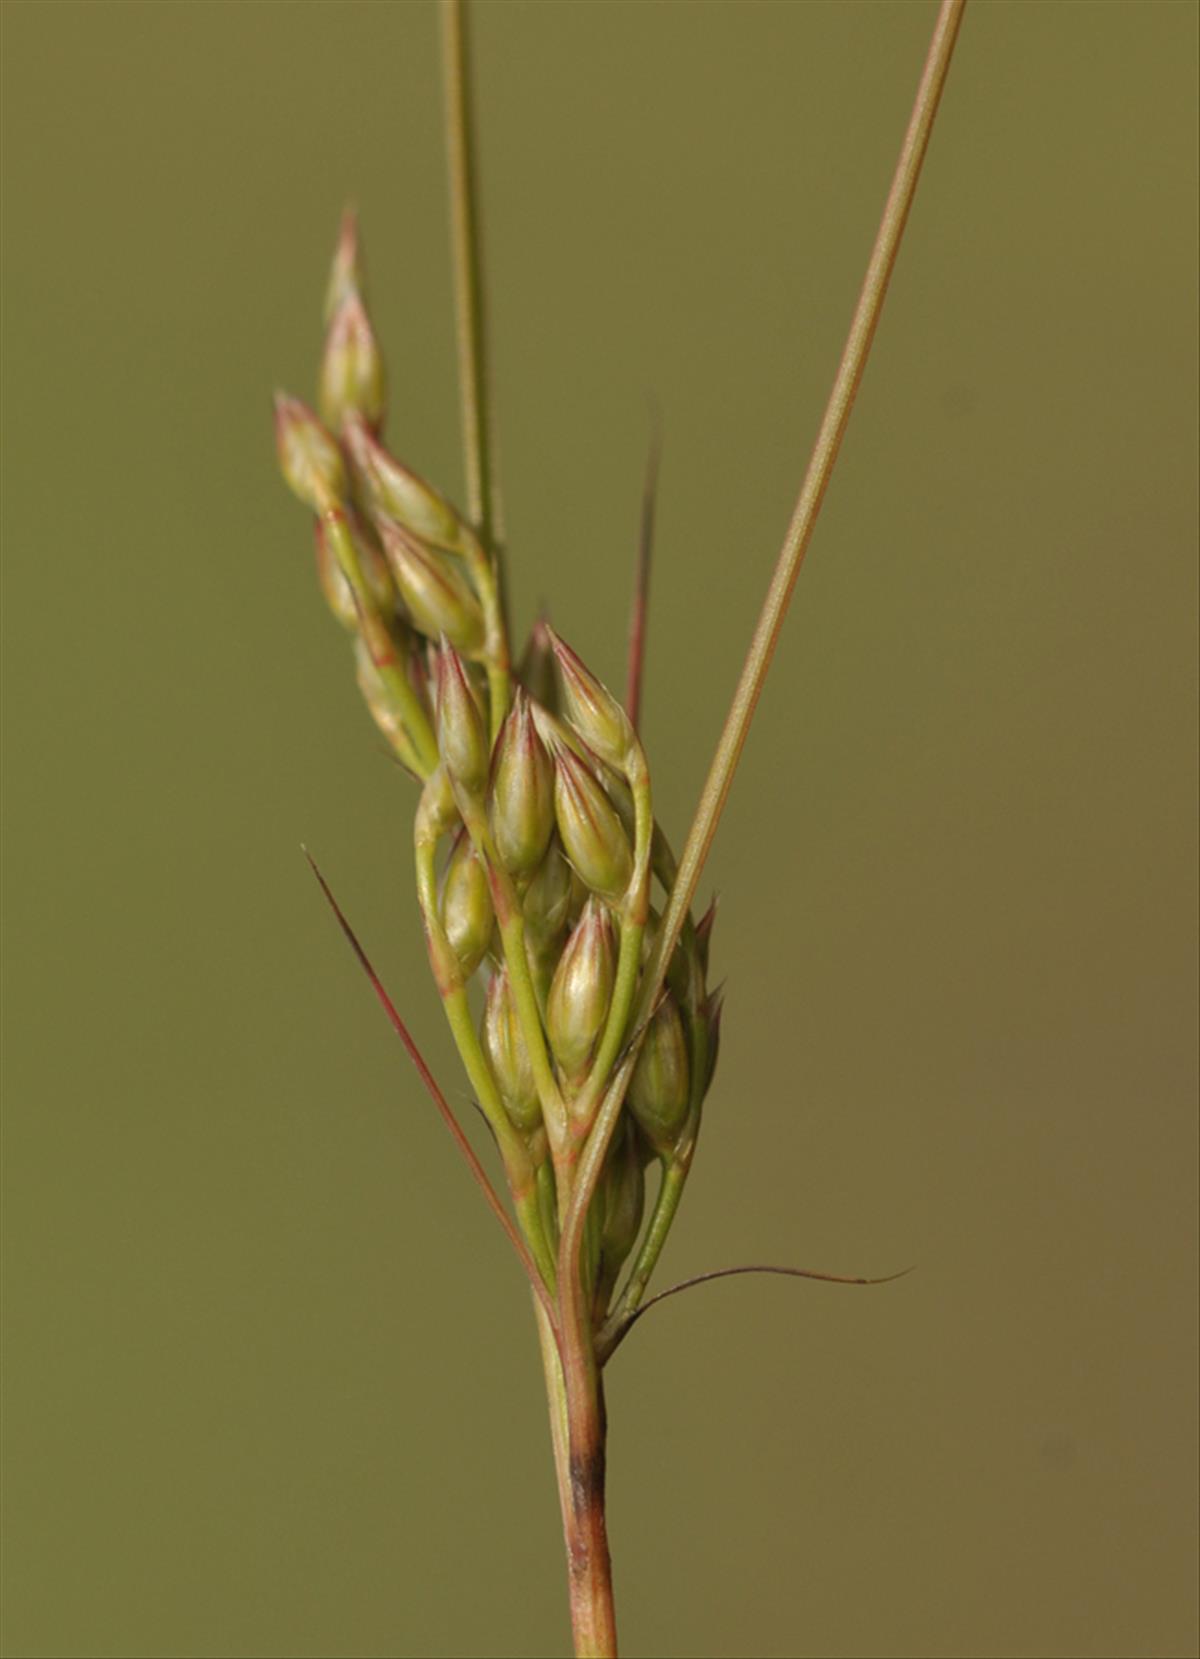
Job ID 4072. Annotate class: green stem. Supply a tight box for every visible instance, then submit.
[533,1297,618,1658]
[441,0,501,554]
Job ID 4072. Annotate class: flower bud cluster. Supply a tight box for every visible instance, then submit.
[276,209,724,1321]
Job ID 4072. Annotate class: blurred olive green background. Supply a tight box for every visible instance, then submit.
[2,2,1197,1656]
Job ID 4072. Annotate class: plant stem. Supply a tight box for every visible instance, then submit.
[534,1300,618,1657]
[441,0,501,554]
[561,0,968,1275]
[648,0,966,1013]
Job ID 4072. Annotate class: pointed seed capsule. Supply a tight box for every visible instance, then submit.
[343,413,465,550]
[320,290,386,434]
[274,392,345,511]
[552,744,633,903]
[547,629,636,771]
[440,831,494,981]
[546,898,615,1084]
[436,643,490,799]
[490,691,554,877]
[481,967,541,1135]
[627,991,691,1153]
[378,517,485,655]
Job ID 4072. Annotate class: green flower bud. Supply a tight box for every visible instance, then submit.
[440,831,494,981]
[436,643,490,799]
[552,743,633,903]
[481,967,541,1135]
[547,898,615,1084]
[343,413,466,551]
[378,517,485,656]
[314,506,394,631]
[490,691,554,877]
[320,290,386,435]
[547,629,636,771]
[274,392,345,511]
[627,991,690,1153]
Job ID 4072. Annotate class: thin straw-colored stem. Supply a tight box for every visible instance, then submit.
[625,427,660,731]
[649,0,966,1007]
[441,0,500,553]
[562,0,967,1287]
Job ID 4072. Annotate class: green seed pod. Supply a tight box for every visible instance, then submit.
[314,507,394,631]
[627,991,691,1153]
[547,629,636,771]
[436,643,490,800]
[490,691,554,877]
[320,290,386,435]
[274,392,345,511]
[343,412,465,551]
[440,831,494,981]
[552,744,633,903]
[481,966,541,1135]
[378,517,485,656]
[546,898,615,1084]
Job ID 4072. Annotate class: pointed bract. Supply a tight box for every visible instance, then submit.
[602,1120,645,1268]
[378,517,486,655]
[627,991,691,1152]
[315,506,395,631]
[552,743,633,903]
[274,392,345,511]
[523,839,574,947]
[490,691,555,877]
[344,413,466,550]
[354,635,422,773]
[481,967,541,1135]
[320,290,386,434]
[440,831,494,981]
[436,643,490,799]
[546,898,615,1084]
[547,629,636,771]
[517,616,559,713]
[324,206,366,323]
